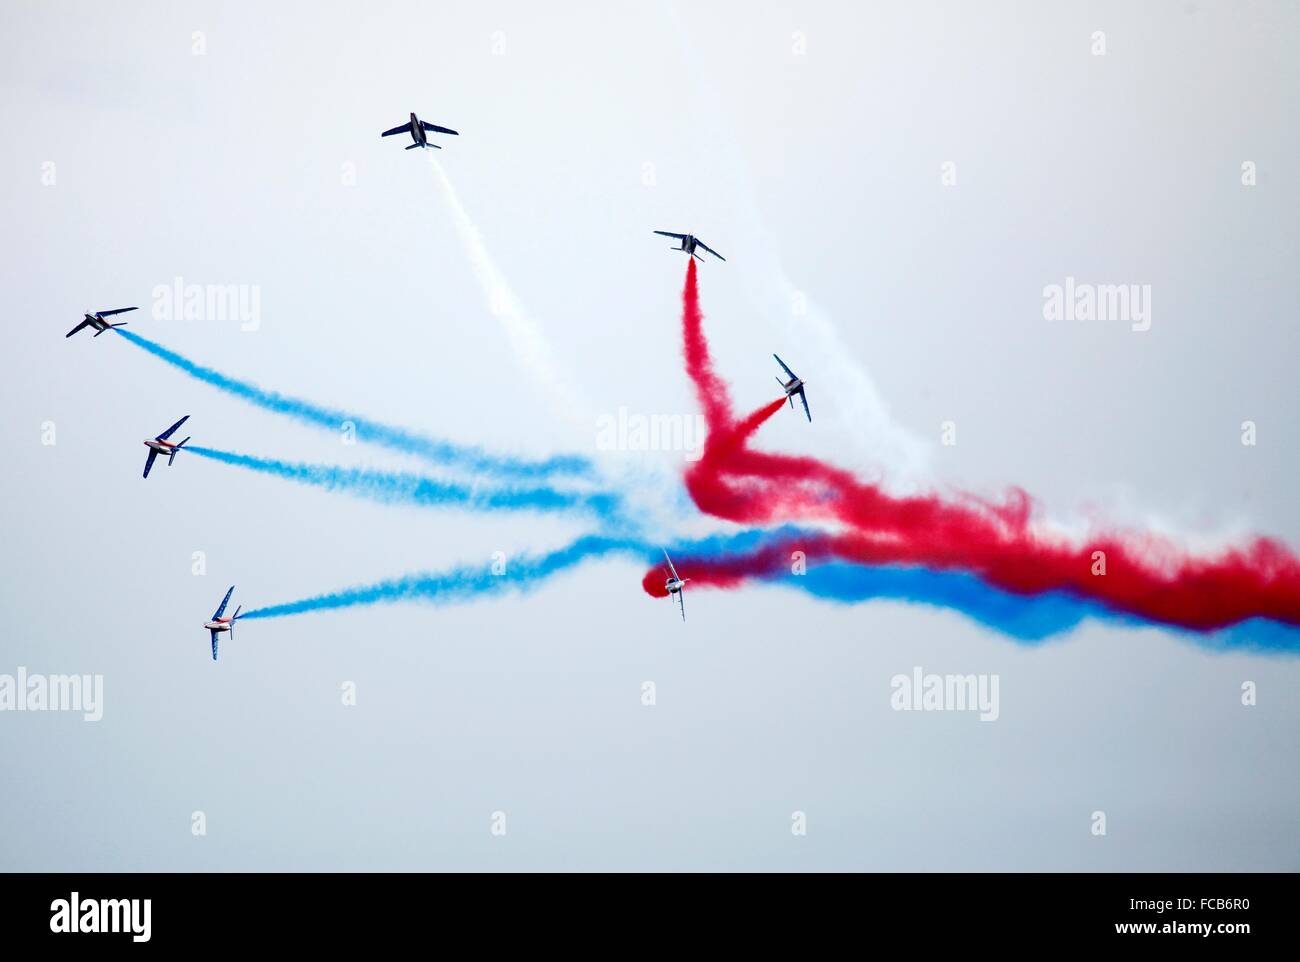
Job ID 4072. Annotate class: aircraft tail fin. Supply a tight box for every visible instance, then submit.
[405,143,421,150]
[168,437,190,466]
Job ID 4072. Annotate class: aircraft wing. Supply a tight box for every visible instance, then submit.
[381,122,413,137]
[65,319,93,338]
[798,388,811,422]
[662,548,679,582]
[156,414,190,441]
[654,231,687,239]
[213,585,235,620]
[773,353,798,380]
[142,450,158,479]
[98,307,138,318]
[420,121,458,135]
[678,590,686,621]
[697,240,726,261]
[210,629,220,661]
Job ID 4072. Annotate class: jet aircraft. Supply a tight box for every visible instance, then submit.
[653,231,725,262]
[773,354,810,422]
[65,307,137,338]
[662,549,690,621]
[204,585,242,661]
[142,415,191,479]
[381,112,459,150]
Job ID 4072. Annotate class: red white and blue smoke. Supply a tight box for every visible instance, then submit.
[638,259,1300,642]
[114,259,1300,651]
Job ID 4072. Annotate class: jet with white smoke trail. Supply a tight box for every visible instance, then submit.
[381,111,458,151]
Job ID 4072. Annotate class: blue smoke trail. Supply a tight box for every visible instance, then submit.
[240,534,644,620]
[792,561,1096,641]
[240,528,795,620]
[767,560,1300,653]
[238,526,1300,652]
[188,445,623,519]
[115,329,591,480]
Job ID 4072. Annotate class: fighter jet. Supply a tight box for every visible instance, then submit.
[653,231,725,262]
[662,549,690,621]
[65,307,137,338]
[381,112,459,150]
[774,354,810,422]
[204,585,241,661]
[142,415,191,479]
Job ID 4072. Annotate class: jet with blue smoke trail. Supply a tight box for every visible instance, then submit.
[203,585,242,661]
[66,306,138,338]
[142,415,192,479]
[187,445,624,520]
[113,329,590,481]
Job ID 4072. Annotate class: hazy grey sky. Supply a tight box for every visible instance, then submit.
[1,0,1297,870]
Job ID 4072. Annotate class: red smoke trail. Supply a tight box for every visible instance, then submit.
[644,529,1300,630]
[680,256,735,431]
[652,260,1300,632]
[641,535,830,599]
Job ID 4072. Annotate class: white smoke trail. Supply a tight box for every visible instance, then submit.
[732,235,934,485]
[429,158,690,531]
[430,158,587,428]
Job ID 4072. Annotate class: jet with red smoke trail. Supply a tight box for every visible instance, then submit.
[654,231,725,262]
[773,354,810,422]
[667,253,1300,634]
[381,112,458,150]
[662,549,690,621]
